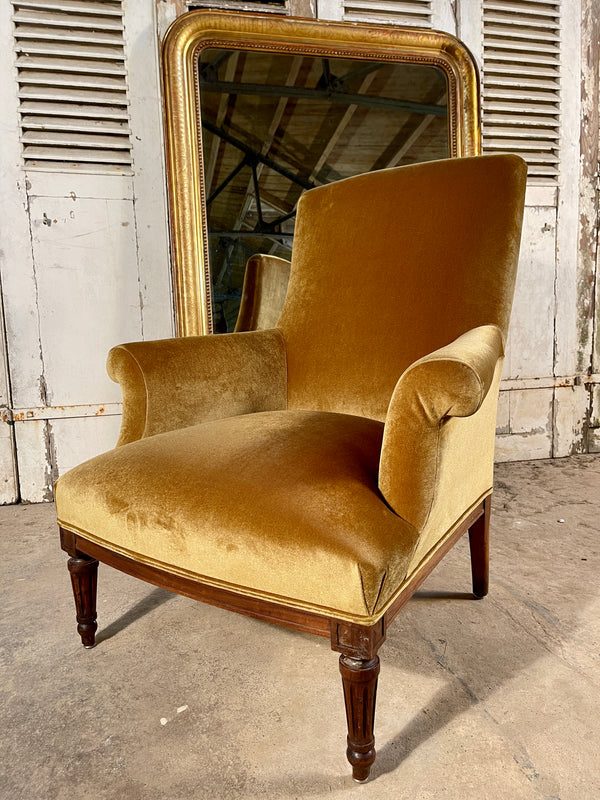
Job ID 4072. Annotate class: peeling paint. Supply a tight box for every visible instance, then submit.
[132,190,145,339]
[553,386,589,457]
[38,374,48,406]
[42,419,57,501]
[577,0,600,378]
[3,403,121,422]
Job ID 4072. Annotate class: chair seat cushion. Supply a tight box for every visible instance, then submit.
[55,410,419,622]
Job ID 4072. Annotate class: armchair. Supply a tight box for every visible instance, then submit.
[55,154,526,782]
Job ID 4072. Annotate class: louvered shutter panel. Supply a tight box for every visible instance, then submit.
[13,0,132,171]
[482,0,560,184]
[341,0,431,26]
[187,1,287,9]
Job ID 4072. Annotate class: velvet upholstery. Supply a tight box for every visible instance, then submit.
[107,328,287,446]
[379,324,504,530]
[56,410,419,621]
[278,154,525,420]
[234,254,292,332]
[55,154,527,626]
[408,357,503,574]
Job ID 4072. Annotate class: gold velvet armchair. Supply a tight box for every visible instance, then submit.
[56,154,526,782]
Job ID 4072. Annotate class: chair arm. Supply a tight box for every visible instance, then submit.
[379,325,504,530]
[107,329,287,446]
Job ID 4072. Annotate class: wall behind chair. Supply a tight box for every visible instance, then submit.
[0,0,173,502]
[0,0,597,502]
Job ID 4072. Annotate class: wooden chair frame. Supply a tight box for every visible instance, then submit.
[60,495,490,782]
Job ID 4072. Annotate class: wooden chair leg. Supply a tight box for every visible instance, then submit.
[67,555,99,648]
[468,495,491,598]
[339,654,380,782]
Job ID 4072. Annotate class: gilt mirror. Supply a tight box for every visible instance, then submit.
[162,10,481,335]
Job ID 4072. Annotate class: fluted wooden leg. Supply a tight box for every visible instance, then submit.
[67,555,98,648]
[469,495,491,598]
[339,654,380,782]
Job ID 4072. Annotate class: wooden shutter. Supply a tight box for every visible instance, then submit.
[341,0,431,25]
[12,0,132,171]
[482,0,561,183]
[187,1,287,10]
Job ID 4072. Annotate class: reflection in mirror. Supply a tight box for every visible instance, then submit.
[198,50,449,332]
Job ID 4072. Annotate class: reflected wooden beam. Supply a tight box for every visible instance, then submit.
[239,191,295,234]
[203,51,240,195]
[209,231,293,240]
[308,71,377,184]
[202,120,315,190]
[235,56,303,231]
[199,79,448,117]
[384,92,448,168]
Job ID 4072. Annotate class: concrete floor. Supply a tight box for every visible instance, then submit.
[1,456,599,800]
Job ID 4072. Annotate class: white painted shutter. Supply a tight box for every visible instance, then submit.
[341,0,431,25]
[482,0,560,184]
[12,0,132,171]
[186,1,287,10]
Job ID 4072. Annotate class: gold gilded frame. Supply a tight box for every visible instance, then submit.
[162,10,481,336]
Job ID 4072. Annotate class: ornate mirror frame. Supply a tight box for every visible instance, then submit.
[162,10,481,336]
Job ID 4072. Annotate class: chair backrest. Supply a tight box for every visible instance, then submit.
[277,154,527,421]
[234,254,292,332]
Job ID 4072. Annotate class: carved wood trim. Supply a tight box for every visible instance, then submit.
[59,526,78,557]
[67,554,98,648]
[330,618,385,660]
[339,654,380,782]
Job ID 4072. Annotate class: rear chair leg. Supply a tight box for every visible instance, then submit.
[67,555,98,648]
[469,495,491,598]
[339,655,380,782]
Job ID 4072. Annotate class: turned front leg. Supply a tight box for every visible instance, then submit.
[67,555,98,648]
[339,654,380,782]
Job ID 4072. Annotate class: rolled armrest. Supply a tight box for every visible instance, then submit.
[107,329,287,446]
[379,325,504,529]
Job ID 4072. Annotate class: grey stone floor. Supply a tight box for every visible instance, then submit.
[1,455,599,800]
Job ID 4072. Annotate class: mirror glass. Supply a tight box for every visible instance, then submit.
[198,49,449,332]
